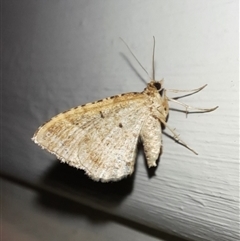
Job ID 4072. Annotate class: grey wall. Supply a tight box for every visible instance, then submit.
[2,1,239,241]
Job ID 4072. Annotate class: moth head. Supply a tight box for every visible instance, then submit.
[149,79,164,92]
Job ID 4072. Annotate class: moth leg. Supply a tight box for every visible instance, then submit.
[160,119,198,155]
[166,84,207,93]
[168,98,218,116]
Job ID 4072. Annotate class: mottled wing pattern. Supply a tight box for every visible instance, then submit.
[33,93,150,181]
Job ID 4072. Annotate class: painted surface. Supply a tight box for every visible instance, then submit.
[2,1,239,240]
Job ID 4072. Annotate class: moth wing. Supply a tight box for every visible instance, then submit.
[33,93,149,182]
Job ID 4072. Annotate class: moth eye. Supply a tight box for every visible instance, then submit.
[153,82,161,90]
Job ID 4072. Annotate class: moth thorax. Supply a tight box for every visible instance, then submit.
[162,93,169,118]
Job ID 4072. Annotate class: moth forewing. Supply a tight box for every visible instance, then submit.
[32,92,151,181]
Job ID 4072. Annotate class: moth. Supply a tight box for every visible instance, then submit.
[32,38,218,182]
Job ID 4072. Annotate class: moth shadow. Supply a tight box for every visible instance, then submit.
[144,158,161,179]
[37,160,135,217]
[35,173,188,241]
[120,53,147,85]
[35,187,119,224]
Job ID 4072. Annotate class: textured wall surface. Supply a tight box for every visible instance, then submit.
[2,1,239,241]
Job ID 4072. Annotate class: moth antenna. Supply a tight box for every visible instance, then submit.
[168,98,218,115]
[120,38,151,80]
[166,84,207,94]
[161,120,198,155]
[152,36,156,81]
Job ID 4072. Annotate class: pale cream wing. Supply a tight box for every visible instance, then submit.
[33,93,150,182]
